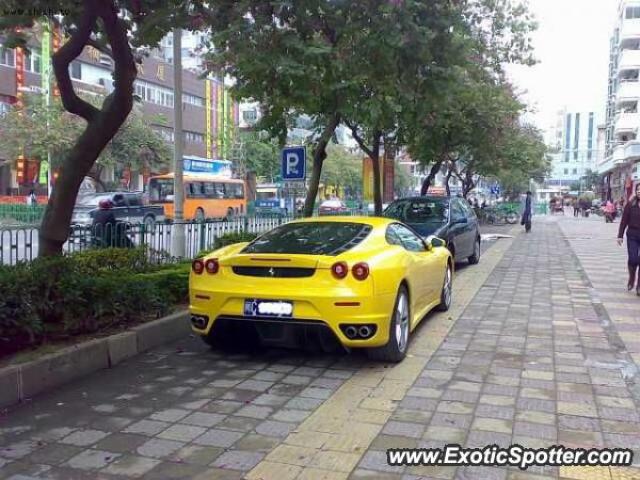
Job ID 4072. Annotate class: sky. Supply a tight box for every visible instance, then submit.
[505,0,618,133]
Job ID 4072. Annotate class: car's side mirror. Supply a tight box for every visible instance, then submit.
[425,235,446,250]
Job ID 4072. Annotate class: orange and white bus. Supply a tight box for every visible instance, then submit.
[148,173,246,220]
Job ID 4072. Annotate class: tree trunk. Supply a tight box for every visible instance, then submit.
[371,132,383,216]
[420,159,444,196]
[444,167,453,196]
[303,114,340,217]
[39,0,137,256]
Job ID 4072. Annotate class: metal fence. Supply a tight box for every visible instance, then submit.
[0,217,293,266]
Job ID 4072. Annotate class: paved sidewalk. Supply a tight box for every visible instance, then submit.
[2,218,640,480]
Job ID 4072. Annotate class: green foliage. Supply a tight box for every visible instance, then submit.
[227,130,281,181]
[0,204,46,224]
[197,231,258,257]
[321,145,362,198]
[0,249,189,357]
[0,94,171,177]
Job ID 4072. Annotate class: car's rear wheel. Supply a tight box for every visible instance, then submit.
[195,208,205,223]
[468,237,481,265]
[436,263,453,311]
[367,285,410,363]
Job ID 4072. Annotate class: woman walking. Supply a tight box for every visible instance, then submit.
[617,184,640,295]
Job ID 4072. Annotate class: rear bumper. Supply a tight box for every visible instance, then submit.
[189,290,395,348]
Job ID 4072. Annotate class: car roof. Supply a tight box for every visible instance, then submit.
[290,216,393,227]
[390,196,452,203]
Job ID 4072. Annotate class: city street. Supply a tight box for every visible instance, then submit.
[1,215,640,480]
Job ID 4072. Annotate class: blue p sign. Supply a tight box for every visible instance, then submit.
[282,147,306,181]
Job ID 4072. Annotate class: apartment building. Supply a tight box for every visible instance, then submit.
[602,0,640,202]
[0,29,239,195]
[545,108,600,188]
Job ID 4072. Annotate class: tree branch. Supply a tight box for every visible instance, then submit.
[345,120,374,158]
[51,3,100,122]
[86,38,114,59]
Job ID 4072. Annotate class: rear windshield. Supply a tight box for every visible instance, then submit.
[242,222,372,256]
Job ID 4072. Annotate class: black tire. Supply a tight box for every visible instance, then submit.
[435,263,453,312]
[226,207,234,219]
[367,285,410,363]
[195,208,205,223]
[468,237,481,265]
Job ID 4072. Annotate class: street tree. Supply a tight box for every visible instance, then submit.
[0,0,206,255]
[321,144,362,200]
[404,0,538,195]
[0,94,171,191]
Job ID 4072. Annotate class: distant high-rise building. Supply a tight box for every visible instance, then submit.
[545,108,600,188]
[601,0,640,201]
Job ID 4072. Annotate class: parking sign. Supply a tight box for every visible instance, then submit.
[281,147,306,181]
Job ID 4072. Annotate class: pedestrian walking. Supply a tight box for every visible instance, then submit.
[617,183,640,295]
[573,198,579,217]
[520,191,533,233]
[26,189,37,206]
[604,199,616,223]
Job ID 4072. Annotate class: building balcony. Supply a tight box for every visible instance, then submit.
[617,80,640,103]
[621,19,640,41]
[602,141,640,173]
[620,49,640,69]
[614,112,640,133]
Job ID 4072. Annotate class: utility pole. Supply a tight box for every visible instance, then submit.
[171,28,185,258]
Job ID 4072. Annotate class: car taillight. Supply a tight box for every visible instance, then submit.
[331,261,348,279]
[205,258,219,274]
[192,259,204,275]
[352,262,370,281]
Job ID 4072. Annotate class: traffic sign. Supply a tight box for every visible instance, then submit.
[282,147,306,181]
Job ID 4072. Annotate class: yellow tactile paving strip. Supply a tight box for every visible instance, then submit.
[244,232,518,480]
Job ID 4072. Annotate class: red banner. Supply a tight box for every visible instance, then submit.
[15,47,25,109]
[383,158,395,203]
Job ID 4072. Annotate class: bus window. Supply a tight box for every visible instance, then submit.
[227,183,244,199]
[204,182,216,198]
[213,183,225,199]
[187,182,206,198]
[149,178,174,202]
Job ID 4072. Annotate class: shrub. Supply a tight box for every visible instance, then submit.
[0,252,190,358]
[197,231,258,257]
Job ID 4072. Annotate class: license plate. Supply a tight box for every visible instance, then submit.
[244,299,293,318]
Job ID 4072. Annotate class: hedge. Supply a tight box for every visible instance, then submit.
[197,231,259,257]
[0,247,189,358]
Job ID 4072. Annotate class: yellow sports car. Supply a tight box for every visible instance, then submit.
[189,216,453,362]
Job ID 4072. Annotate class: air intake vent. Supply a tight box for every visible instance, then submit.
[232,267,315,278]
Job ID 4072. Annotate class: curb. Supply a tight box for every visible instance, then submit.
[0,310,190,409]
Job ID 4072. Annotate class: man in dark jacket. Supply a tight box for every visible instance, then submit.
[520,191,533,233]
[92,199,118,247]
[618,183,640,294]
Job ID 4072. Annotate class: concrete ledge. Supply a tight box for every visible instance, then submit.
[107,331,138,367]
[132,310,192,353]
[1,310,189,409]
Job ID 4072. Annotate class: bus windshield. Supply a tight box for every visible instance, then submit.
[149,178,174,203]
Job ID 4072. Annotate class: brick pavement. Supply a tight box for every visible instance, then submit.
[2,217,640,480]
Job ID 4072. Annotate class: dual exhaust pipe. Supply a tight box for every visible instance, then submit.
[191,315,209,330]
[342,324,376,340]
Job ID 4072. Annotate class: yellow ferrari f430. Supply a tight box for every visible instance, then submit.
[189,217,453,362]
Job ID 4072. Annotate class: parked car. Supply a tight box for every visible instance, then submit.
[190,217,453,362]
[71,192,165,227]
[318,199,349,215]
[384,196,481,264]
[367,202,390,215]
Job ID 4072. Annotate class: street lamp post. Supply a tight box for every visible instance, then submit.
[171,28,185,258]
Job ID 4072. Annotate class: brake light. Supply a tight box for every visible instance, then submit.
[331,262,348,279]
[205,258,219,274]
[192,259,204,274]
[352,262,370,281]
